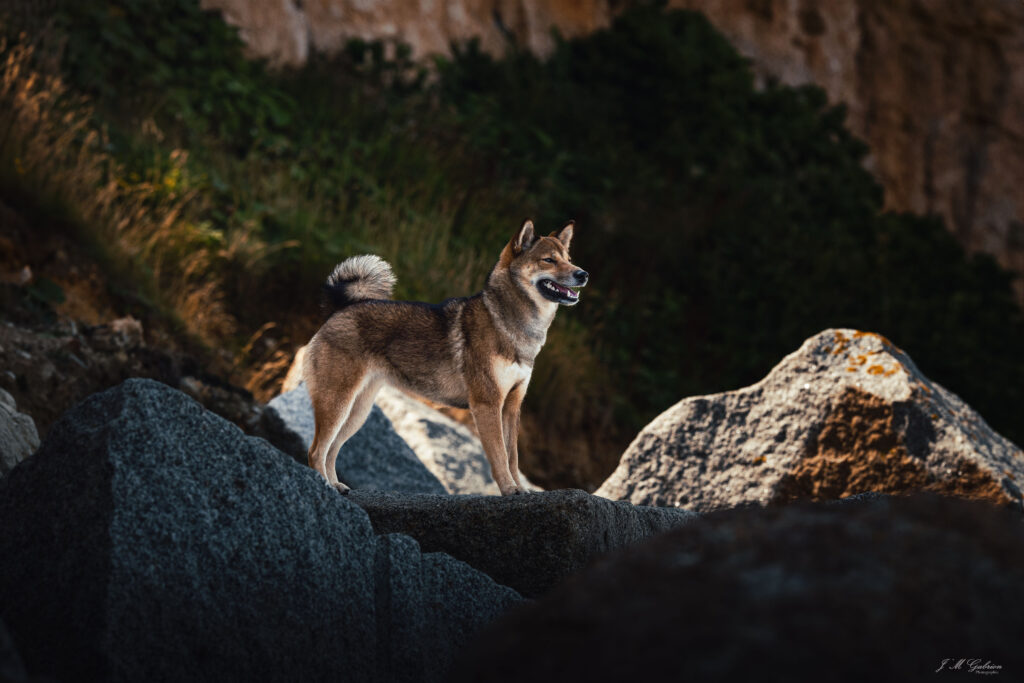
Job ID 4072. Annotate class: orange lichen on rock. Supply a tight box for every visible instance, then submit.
[772,387,1009,506]
[852,330,899,353]
[862,362,902,377]
[752,456,766,465]
[852,330,890,344]
[832,330,850,355]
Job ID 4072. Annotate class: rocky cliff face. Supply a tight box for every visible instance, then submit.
[199,0,614,66]
[200,0,1024,300]
[675,0,1024,303]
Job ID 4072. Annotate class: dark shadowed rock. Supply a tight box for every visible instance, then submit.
[0,618,28,683]
[0,379,520,683]
[259,382,446,494]
[0,318,262,438]
[598,329,1024,511]
[451,495,1024,683]
[348,489,697,598]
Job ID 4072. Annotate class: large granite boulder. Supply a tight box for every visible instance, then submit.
[0,379,520,683]
[0,388,38,475]
[349,489,697,598]
[597,329,1024,511]
[452,494,1024,682]
[259,382,446,495]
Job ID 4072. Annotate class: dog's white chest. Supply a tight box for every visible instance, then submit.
[493,359,532,393]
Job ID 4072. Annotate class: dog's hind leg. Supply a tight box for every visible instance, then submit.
[307,371,366,491]
[323,377,383,494]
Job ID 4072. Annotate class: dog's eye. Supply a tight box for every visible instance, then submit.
[543,258,556,263]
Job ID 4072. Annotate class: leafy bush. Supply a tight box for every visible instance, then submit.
[57,0,293,150]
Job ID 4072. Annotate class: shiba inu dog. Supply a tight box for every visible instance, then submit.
[303,220,588,495]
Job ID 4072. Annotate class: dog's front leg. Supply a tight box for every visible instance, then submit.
[470,398,521,495]
[502,383,526,489]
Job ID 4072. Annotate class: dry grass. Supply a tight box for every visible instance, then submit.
[0,37,269,345]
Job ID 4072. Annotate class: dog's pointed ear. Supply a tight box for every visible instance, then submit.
[552,220,574,250]
[512,220,536,254]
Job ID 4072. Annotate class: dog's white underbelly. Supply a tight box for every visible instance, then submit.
[492,358,532,395]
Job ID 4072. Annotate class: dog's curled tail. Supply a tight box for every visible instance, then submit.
[322,255,396,311]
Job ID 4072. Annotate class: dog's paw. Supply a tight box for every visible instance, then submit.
[500,484,525,496]
[332,482,351,495]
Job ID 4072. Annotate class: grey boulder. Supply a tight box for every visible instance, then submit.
[374,385,538,495]
[0,389,38,475]
[451,494,1024,682]
[0,378,520,683]
[260,381,446,494]
[597,328,1024,511]
[349,488,697,598]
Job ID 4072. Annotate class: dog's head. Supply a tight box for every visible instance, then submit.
[501,220,588,306]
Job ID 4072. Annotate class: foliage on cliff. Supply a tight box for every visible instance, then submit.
[2,1,1022,487]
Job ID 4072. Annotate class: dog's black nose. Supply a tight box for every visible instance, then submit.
[574,270,589,285]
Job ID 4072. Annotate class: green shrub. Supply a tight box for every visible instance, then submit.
[57,0,293,150]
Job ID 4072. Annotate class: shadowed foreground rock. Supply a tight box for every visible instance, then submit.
[349,489,697,598]
[451,495,1024,682]
[0,618,27,683]
[0,379,520,683]
[598,329,1024,511]
[259,381,446,494]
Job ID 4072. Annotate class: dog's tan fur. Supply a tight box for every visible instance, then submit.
[303,220,587,495]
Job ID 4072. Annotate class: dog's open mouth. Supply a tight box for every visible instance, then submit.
[537,278,581,304]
